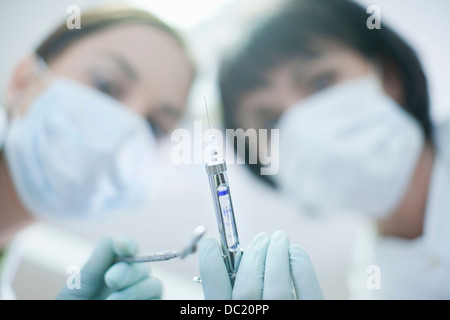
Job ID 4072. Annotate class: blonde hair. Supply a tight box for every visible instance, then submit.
[36,5,187,63]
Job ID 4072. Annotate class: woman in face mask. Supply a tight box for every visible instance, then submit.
[200,0,449,299]
[0,6,194,299]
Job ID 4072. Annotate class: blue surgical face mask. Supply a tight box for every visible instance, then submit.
[4,66,158,224]
[274,74,424,218]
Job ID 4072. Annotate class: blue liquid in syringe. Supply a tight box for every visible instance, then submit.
[218,187,238,250]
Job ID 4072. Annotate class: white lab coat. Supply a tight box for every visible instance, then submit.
[348,117,450,299]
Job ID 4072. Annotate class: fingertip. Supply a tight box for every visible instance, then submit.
[104,262,129,290]
[272,229,288,238]
[253,232,270,241]
[270,230,290,246]
[199,237,220,250]
[113,236,139,257]
[248,232,270,250]
[199,237,221,258]
[105,262,150,290]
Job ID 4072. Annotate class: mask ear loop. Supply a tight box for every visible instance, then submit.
[32,55,57,86]
[8,55,56,120]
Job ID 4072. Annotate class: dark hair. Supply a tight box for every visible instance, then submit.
[219,0,431,186]
[36,5,189,64]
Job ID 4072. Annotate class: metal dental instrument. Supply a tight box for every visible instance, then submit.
[204,97,243,287]
[117,225,206,263]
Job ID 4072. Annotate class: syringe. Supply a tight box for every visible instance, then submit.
[204,97,242,286]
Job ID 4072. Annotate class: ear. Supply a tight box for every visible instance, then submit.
[4,55,41,111]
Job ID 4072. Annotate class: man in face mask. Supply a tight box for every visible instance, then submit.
[199,0,450,300]
[0,6,194,299]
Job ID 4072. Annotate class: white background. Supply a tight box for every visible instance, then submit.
[0,0,449,299]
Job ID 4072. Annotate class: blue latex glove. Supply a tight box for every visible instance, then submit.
[199,230,323,300]
[57,236,162,300]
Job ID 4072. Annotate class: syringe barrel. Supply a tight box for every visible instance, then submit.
[205,159,242,285]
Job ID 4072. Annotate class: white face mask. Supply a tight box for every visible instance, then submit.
[4,76,158,224]
[273,74,424,218]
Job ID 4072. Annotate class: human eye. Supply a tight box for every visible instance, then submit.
[308,71,337,94]
[91,72,125,100]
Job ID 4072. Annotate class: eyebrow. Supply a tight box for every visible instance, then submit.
[103,53,139,81]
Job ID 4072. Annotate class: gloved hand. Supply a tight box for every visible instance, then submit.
[199,230,323,300]
[57,236,162,300]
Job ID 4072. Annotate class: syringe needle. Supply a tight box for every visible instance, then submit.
[204,96,212,131]
[203,96,218,162]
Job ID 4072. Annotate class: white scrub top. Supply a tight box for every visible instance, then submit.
[348,117,450,299]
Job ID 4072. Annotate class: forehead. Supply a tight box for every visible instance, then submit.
[239,42,372,107]
[52,23,192,103]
